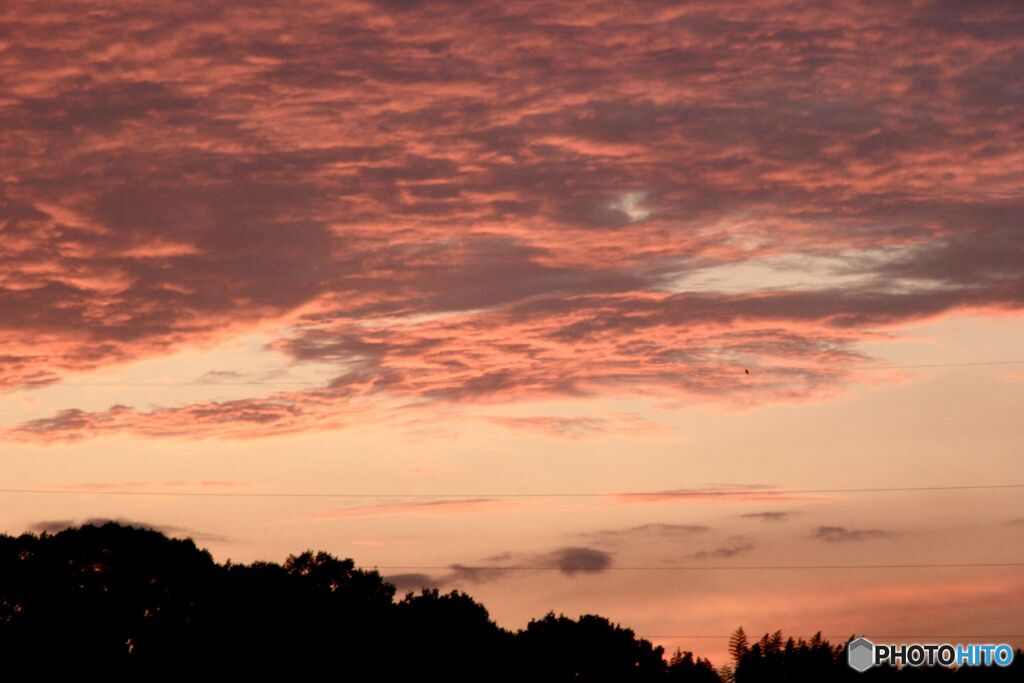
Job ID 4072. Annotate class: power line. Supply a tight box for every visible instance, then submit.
[0,482,1022,500]
[376,562,1024,571]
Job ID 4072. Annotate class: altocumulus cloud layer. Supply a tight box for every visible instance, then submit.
[1,0,1022,440]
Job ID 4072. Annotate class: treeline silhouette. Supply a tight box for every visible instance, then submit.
[0,523,1019,680]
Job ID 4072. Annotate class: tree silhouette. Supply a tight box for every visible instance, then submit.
[517,612,668,682]
[731,630,1023,682]
[730,626,750,664]
[1,523,1022,680]
[668,648,721,683]
[394,588,512,681]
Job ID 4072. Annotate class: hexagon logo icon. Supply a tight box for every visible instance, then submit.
[847,637,875,672]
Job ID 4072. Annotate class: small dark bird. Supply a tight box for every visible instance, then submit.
[745,369,750,374]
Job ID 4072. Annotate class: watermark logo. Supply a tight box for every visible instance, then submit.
[847,636,1015,672]
[847,637,874,672]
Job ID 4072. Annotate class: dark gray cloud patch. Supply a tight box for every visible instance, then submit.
[385,572,440,592]
[447,563,513,583]
[687,543,755,560]
[741,511,796,522]
[541,546,614,575]
[810,526,893,543]
[403,545,615,589]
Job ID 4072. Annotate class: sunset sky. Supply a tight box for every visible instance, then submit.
[1,0,1022,664]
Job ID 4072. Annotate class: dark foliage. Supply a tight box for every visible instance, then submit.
[0,523,1018,681]
[517,612,670,682]
[729,627,1023,682]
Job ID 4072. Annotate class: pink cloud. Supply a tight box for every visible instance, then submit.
[610,485,817,506]
[0,0,1021,439]
[484,413,660,438]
